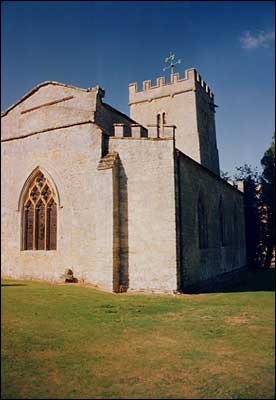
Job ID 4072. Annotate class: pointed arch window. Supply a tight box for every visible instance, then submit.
[233,203,239,246]
[22,171,57,250]
[162,112,166,125]
[198,196,208,249]
[219,196,226,247]
[24,201,34,250]
[156,112,167,137]
[157,113,161,137]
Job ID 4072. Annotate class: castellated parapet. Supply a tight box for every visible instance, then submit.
[129,68,214,105]
[113,123,175,139]
[1,71,246,295]
[129,68,220,175]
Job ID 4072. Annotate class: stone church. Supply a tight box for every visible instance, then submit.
[1,68,247,293]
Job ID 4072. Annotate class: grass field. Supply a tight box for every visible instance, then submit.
[1,269,275,399]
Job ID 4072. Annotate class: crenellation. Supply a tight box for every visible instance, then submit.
[147,125,158,138]
[114,123,149,139]
[130,69,196,95]
[130,124,142,138]
[171,73,180,84]
[131,69,212,96]
[128,81,138,93]
[196,72,202,85]
[163,125,175,139]
[195,73,214,99]
[156,76,166,87]
[144,125,176,139]
[129,68,214,104]
[143,80,151,91]
[114,123,125,137]
[130,124,148,138]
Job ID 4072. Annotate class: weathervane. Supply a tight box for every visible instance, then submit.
[163,51,181,74]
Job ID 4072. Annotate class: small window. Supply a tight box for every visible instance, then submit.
[157,112,167,137]
[162,112,166,125]
[157,114,161,137]
[219,196,226,246]
[233,203,239,246]
[198,196,208,249]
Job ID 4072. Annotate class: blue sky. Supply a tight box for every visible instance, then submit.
[1,1,275,176]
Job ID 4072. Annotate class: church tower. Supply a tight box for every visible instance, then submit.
[129,68,220,175]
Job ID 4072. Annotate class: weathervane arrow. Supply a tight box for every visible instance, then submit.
[163,51,181,74]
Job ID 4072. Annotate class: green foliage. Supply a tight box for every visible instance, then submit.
[260,133,275,268]
[1,275,275,399]
[220,170,231,181]
[261,133,275,184]
[234,163,260,182]
[234,134,275,268]
[234,164,261,268]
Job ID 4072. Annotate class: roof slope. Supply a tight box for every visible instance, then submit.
[1,81,96,117]
[1,81,103,141]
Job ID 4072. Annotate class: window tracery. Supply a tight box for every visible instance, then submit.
[22,171,57,250]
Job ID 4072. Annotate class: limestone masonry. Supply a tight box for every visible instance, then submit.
[1,68,246,292]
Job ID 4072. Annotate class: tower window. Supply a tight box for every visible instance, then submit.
[157,114,161,137]
[156,112,166,137]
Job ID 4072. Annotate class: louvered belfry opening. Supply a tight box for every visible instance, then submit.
[22,171,57,250]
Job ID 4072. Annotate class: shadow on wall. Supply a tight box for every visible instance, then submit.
[175,152,185,292]
[188,268,275,294]
[117,158,129,292]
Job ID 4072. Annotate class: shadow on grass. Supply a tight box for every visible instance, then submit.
[1,283,27,287]
[191,268,275,294]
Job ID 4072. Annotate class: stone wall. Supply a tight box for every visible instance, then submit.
[1,123,115,288]
[195,83,220,175]
[176,151,246,291]
[1,82,102,141]
[129,69,200,164]
[1,77,247,294]
[109,136,178,292]
[129,68,220,175]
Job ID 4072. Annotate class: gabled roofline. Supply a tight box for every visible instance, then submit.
[176,149,244,196]
[1,81,95,117]
[101,102,139,125]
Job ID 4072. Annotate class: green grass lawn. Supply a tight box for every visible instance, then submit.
[1,269,275,399]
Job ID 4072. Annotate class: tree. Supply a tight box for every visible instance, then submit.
[220,170,231,181]
[234,163,260,182]
[234,164,261,268]
[235,136,275,269]
[260,133,275,268]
